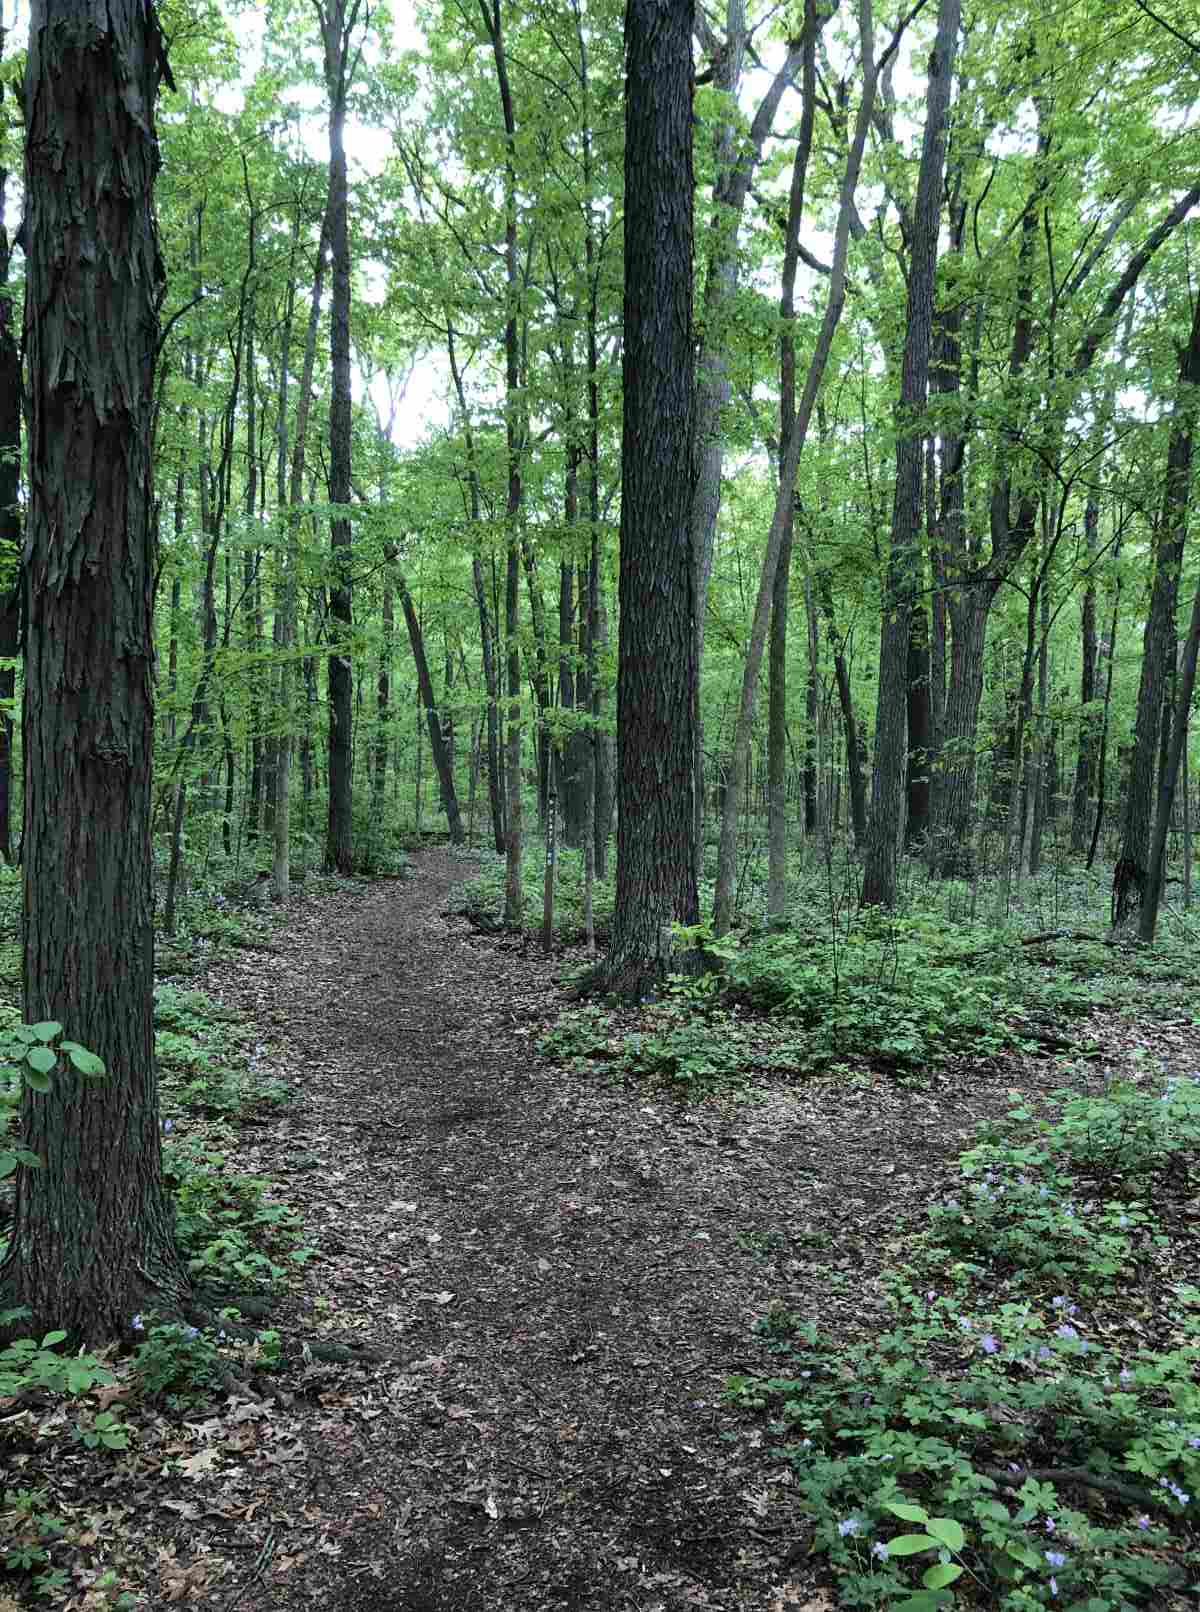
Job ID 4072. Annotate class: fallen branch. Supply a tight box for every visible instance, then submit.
[981,1465,1153,1506]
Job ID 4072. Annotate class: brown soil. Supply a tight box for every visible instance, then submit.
[4,850,1198,1612]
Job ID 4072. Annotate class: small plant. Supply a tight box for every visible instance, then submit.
[1,1487,68,1595]
[1,1020,106,1178]
[0,1326,115,1399]
[163,1134,311,1288]
[130,1317,224,1398]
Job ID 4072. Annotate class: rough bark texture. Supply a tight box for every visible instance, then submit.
[861,0,960,908]
[603,0,699,994]
[321,0,360,875]
[1116,291,1200,926]
[0,282,18,864]
[1,0,187,1339]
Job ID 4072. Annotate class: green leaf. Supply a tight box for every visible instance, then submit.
[29,1021,62,1041]
[23,1068,51,1093]
[25,1046,57,1074]
[39,1331,66,1348]
[925,1517,965,1552]
[61,1044,105,1076]
[884,1502,931,1524]
[884,1532,940,1556]
[922,1563,964,1589]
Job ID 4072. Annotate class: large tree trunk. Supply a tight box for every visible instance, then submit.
[1116,291,1200,925]
[861,0,960,908]
[0,282,18,864]
[601,0,699,994]
[320,0,361,875]
[1,0,187,1340]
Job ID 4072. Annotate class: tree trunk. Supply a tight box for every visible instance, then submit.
[1070,495,1100,852]
[601,0,699,994]
[767,1,820,921]
[0,284,18,864]
[320,0,361,876]
[712,0,881,933]
[905,600,932,849]
[1,0,187,1340]
[1117,291,1200,925]
[398,575,464,843]
[861,0,960,908]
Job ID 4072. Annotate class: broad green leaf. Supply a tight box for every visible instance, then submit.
[922,1563,963,1589]
[61,1044,105,1076]
[884,1532,939,1556]
[39,1330,66,1348]
[25,1046,57,1074]
[884,1502,930,1523]
[30,1021,62,1041]
[925,1518,965,1552]
[22,1068,51,1093]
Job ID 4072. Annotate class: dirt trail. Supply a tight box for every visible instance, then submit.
[159,851,1193,1612]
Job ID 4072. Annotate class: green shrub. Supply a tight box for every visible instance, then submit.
[163,1135,313,1289]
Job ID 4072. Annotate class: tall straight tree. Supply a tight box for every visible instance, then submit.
[316,0,363,875]
[0,0,189,1338]
[861,0,960,907]
[601,0,699,994]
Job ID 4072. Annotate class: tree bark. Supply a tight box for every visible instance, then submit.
[601,0,699,994]
[1116,290,1200,925]
[1,0,187,1340]
[318,0,362,875]
[861,0,960,908]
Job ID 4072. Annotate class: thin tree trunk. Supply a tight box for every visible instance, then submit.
[713,0,882,933]
[861,0,960,908]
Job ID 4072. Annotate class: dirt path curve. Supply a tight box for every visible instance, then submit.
[192,850,830,1612]
[178,852,1192,1612]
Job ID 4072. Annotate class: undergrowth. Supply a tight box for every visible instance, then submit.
[539,906,1105,1095]
[726,1073,1200,1609]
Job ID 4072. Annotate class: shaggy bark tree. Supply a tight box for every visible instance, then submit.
[317,0,362,875]
[601,0,699,994]
[0,0,189,1340]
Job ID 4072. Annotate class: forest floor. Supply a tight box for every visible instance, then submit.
[5,848,1200,1612]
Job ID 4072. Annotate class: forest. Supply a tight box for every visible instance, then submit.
[0,0,1199,1608]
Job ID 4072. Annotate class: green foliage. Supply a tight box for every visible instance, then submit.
[129,1319,224,1399]
[0,1022,107,1179]
[154,983,292,1117]
[454,844,615,941]
[717,912,1099,1075]
[1,1488,69,1596]
[163,1134,313,1289]
[0,1327,115,1400]
[726,1074,1200,1609]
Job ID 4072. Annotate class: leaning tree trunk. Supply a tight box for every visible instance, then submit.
[0,0,188,1341]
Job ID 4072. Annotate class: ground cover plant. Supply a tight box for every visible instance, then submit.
[727,1073,1200,1609]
